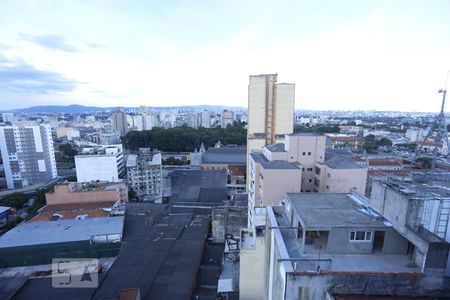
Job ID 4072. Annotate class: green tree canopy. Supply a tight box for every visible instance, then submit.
[1,192,29,208]
[122,122,246,152]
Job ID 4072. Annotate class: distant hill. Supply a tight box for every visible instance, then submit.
[9,104,113,113]
[6,104,246,114]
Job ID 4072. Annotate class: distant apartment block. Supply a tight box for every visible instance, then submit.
[56,127,80,141]
[111,108,129,136]
[221,109,235,128]
[1,112,15,124]
[0,124,58,189]
[75,144,124,182]
[127,148,163,202]
[199,110,211,128]
[324,133,365,152]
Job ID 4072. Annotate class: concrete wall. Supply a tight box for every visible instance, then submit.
[383,228,409,254]
[326,228,374,254]
[75,155,120,183]
[239,236,267,300]
[284,271,450,300]
[212,207,247,242]
[46,184,125,205]
[322,167,367,194]
[261,168,302,206]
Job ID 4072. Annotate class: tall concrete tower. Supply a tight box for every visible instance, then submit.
[246,74,295,187]
[112,108,129,136]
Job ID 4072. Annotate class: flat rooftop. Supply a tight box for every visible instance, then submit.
[286,193,388,230]
[381,174,450,199]
[92,203,210,299]
[169,169,227,204]
[265,143,286,152]
[0,216,124,248]
[251,152,300,170]
[272,207,420,274]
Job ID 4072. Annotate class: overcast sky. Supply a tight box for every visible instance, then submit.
[0,0,449,111]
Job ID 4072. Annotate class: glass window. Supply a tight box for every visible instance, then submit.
[349,231,372,242]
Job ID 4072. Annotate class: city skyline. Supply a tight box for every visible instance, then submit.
[1,1,450,112]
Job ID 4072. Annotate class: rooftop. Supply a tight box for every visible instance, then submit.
[202,147,246,165]
[323,151,363,169]
[368,158,403,167]
[269,207,419,274]
[0,216,124,248]
[286,193,389,230]
[92,203,211,299]
[288,132,322,136]
[251,152,300,170]
[265,143,286,152]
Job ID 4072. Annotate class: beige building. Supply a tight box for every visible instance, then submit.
[248,133,367,229]
[46,182,128,205]
[246,74,296,188]
[221,109,235,128]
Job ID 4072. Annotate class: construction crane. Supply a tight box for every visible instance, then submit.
[412,74,450,171]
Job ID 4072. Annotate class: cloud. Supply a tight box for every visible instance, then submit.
[86,42,106,49]
[19,33,78,52]
[0,54,77,94]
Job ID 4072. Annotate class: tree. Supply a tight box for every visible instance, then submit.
[128,188,137,200]
[364,134,378,152]
[415,157,432,169]
[377,137,393,147]
[1,192,29,208]
[163,156,186,165]
[122,122,247,152]
[59,144,78,161]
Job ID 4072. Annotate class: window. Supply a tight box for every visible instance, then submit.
[349,231,372,242]
[315,167,321,175]
[308,152,311,156]
[307,168,313,171]
[302,152,306,156]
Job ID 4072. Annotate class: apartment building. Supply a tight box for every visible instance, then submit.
[75,144,124,182]
[246,133,367,231]
[239,190,450,299]
[324,133,365,152]
[127,148,163,203]
[247,74,295,188]
[199,110,211,128]
[221,109,235,128]
[0,124,58,189]
[111,108,128,136]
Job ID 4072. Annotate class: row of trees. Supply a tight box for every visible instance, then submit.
[294,124,341,134]
[122,122,247,152]
[364,135,393,152]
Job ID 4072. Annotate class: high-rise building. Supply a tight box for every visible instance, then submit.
[221,109,235,128]
[199,110,211,128]
[0,124,58,189]
[127,148,163,202]
[111,108,129,136]
[1,113,15,124]
[246,74,295,188]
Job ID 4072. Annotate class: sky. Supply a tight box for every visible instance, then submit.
[0,0,449,112]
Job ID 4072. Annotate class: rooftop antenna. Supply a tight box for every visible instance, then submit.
[412,71,450,172]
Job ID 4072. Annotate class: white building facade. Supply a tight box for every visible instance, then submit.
[0,124,58,189]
